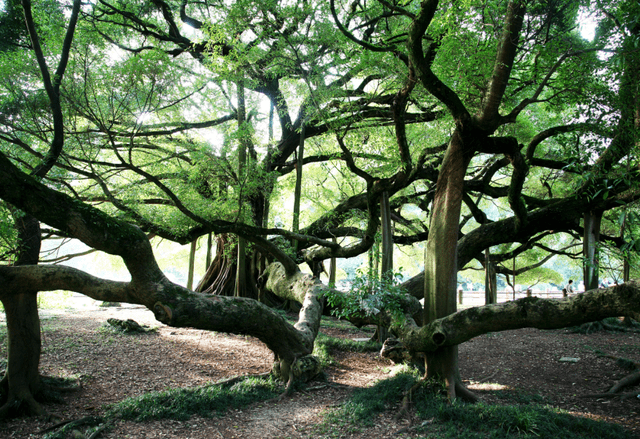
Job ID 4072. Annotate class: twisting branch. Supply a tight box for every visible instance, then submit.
[22,0,82,177]
[330,0,400,54]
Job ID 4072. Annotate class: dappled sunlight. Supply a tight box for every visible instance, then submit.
[466,380,511,391]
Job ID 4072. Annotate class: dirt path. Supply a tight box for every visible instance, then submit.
[1,297,639,438]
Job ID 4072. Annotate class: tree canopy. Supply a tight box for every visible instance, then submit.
[0,0,639,418]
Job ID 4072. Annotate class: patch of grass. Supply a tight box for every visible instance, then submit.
[320,315,375,333]
[105,375,283,421]
[313,333,381,367]
[315,369,420,435]
[314,373,636,439]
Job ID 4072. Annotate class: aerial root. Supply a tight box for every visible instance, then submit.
[394,376,428,422]
[39,415,107,439]
[278,357,300,402]
[454,380,480,403]
[608,369,640,394]
[580,391,640,400]
[581,352,640,397]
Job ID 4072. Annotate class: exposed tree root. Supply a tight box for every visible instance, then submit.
[454,380,480,403]
[580,391,640,400]
[580,351,640,398]
[0,393,46,419]
[395,376,429,421]
[38,415,105,439]
[87,422,110,439]
[608,370,640,394]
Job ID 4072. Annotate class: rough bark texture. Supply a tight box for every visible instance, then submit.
[0,213,44,417]
[421,131,470,398]
[0,293,44,418]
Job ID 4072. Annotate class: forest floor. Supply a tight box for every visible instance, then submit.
[1,296,639,438]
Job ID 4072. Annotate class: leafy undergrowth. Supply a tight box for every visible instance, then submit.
[313,370,637,439]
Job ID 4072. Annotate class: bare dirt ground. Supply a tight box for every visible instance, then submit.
[1,299,639,438]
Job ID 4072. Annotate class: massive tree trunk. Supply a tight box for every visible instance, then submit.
[195,234,260,299]
[422,129,473,399]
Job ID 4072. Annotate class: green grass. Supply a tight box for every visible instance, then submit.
[313,332,381,367]
[313,372,636,439]
[105,375,283,421]
[320,315,376,333]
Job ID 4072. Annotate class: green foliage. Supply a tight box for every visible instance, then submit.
[105,375,282,421]
[36,291,73,310]
[325,271,408,321]
[314,373,636,438]
[0,324,6,354]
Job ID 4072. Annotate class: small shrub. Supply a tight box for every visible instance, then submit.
[324,271,408,322]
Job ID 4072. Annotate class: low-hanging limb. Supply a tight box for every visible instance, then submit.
[393,282,640,353]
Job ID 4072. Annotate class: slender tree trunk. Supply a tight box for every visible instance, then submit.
[484,249,497,304]
[378,191,393,342]
[205,233,213,269]
[512,257,516,300]
[583,210,602,291]
[187,238,197,290]
[380,191,393,280]
[236,80,248,298]
[329,237,337,286]
[292,121,306,250]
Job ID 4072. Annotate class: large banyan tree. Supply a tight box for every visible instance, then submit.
[0,0,639,416]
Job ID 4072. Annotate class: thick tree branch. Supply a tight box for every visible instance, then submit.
[397,282,640,353]
[477,0,525,126]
